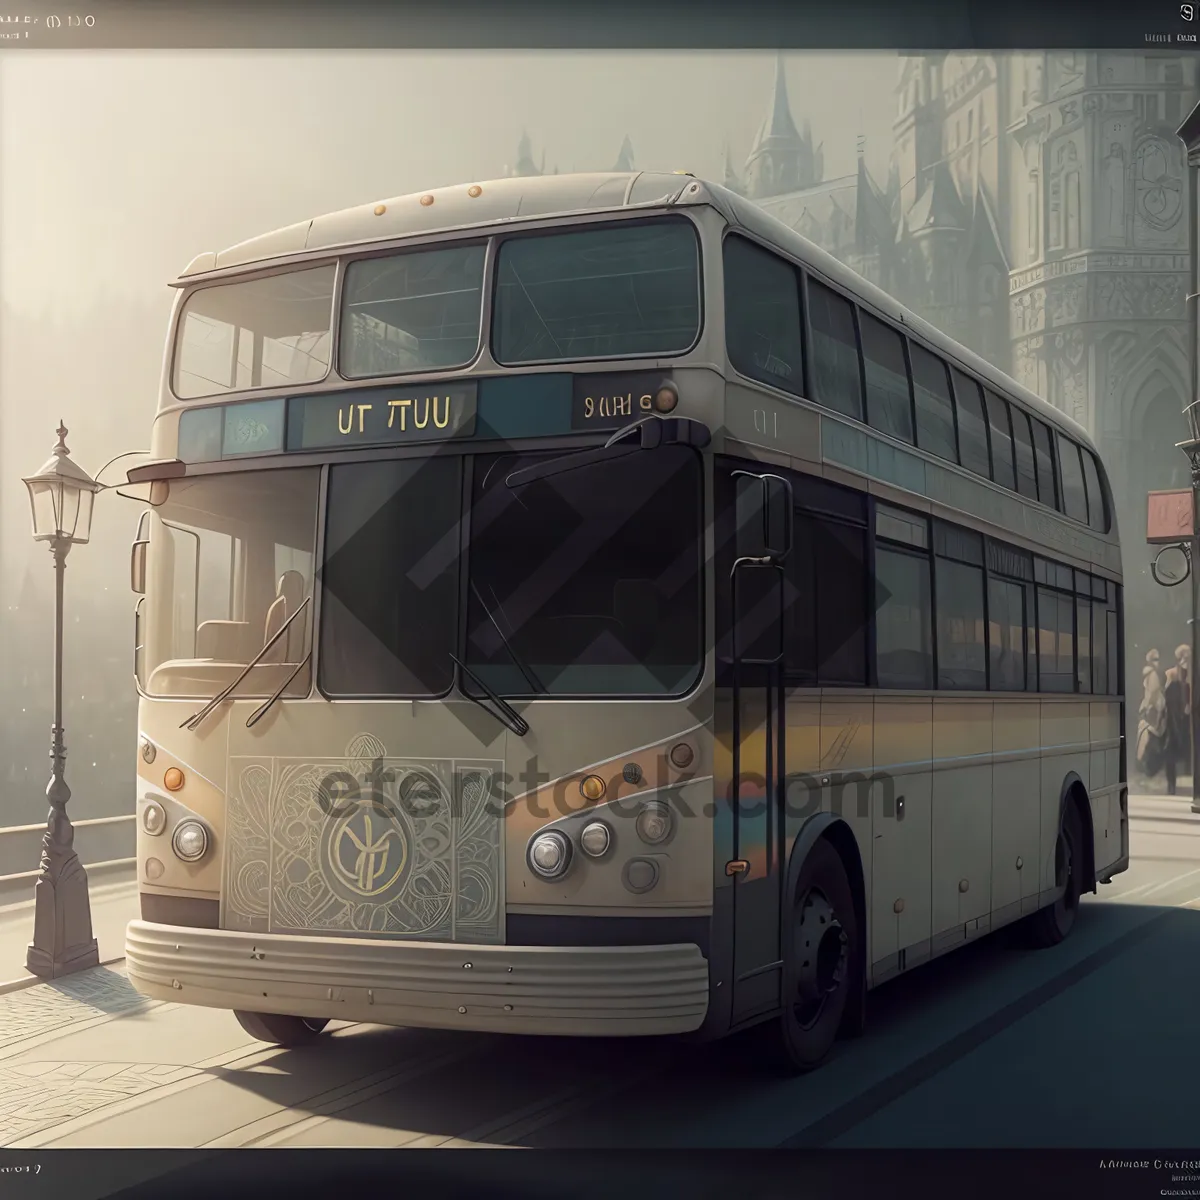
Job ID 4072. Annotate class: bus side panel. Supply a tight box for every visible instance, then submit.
[991,698,1044,922]
[870,698,933,984]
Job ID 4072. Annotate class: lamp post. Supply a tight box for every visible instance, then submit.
[20,422,101,978]
[1179,98,1200,814]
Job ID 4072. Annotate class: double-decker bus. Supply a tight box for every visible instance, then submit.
[124,171,1126,1072]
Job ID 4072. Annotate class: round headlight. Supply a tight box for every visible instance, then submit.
[636,801,672,846]
[580,821,611,858]
[172,819,209,863]
[528,830,571,879]
[142,802,166,836]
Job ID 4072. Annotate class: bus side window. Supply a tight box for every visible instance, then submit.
[1056,433,1088,525]
[807,279,864,421]
[722,235,804,396]
[908,343,958,465]
[1080,447,1110,533]
[1030,418,1059,511]
[1009,405,1039,500]
[873,504,934,690]
[983,388,1016,490]
[859,310,914,444]
[949,369,990,479]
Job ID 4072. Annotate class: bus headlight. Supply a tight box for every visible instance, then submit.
[528,830,572,879]
[142,802,166,836]
[172,819,209,863]
[579,821,611,858]
[636,801,672,845]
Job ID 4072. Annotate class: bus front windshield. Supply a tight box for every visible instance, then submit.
[140,468,321,699]
[317,445,704,700]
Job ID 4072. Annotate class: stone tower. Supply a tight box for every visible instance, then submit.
[744,54,824,199]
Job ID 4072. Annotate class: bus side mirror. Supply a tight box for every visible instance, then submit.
[131,540,148,595]
[734,472,792,563]
[762,475,792,561]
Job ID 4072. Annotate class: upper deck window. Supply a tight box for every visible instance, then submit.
[339,243,486,379]
[908,343,959,465]
[723,235,804,395]
[491,218,701,365]
[1056,433,1088,525]
[173,266,335,400]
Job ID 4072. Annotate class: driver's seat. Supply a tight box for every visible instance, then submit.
[262,570,306,663]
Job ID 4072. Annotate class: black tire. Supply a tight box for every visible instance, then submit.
[1026,798,1085,948]
[764,837,861,1073]
[234,1010,330,1047]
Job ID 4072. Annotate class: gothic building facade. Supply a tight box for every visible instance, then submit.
[508,50,1200,672]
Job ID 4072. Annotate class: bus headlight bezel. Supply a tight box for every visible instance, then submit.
[635,801,673,846]
[171,819,209,863]
[579,820,612,859]
[527,830,572,880]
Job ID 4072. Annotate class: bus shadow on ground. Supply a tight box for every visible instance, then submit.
[203,900,1178,1148]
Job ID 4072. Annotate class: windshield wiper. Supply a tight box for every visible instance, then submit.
[449,654,530,737]
[245,651,312,729]
[181,596,311,731]
[469,580,545,695]
[505,415,711,489]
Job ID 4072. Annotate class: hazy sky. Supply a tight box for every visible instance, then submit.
[0,51,902,819]
[1,51,898,313]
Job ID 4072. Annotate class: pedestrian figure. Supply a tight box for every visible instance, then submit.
[1164,643,1192,796]
[1138,648,1167,783]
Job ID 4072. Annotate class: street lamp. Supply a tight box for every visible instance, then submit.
[20,422,102,978]
[1178,99,1200,814]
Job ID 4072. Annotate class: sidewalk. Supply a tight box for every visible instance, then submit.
[0,874,138,992]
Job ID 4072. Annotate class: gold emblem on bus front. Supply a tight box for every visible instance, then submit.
[327,807,409,898]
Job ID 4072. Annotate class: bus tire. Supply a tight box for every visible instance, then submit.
[1026,797,1084,949]
[766,836,859,1073]
[234,1010,330,1047]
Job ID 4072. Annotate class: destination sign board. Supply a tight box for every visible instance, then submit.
[286,383,477,451]
[571,372,672,431]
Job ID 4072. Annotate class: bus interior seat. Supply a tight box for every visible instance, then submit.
[196,619,252,662]
[263,570,307,662]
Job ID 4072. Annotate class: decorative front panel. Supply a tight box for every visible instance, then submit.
[222,734,504,944]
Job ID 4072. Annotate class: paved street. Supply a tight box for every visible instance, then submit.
[0,793,1197,1170]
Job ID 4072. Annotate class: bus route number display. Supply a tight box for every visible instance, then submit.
[571,373,666,431]
[287,383,478,450]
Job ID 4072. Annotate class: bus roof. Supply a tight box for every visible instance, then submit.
[178,170,1093,451]
[177,171,700,279]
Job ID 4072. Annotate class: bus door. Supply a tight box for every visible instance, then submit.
[728,471,792,1025]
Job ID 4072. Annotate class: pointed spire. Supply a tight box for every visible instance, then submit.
[612,134,635,172]
[769,53,801,141]
[722,141,744,194]
[512,129,540,177]
[744,51,814,199]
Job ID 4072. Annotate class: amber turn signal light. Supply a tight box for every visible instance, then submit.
[580,774,606,802]
[163,767,185,792]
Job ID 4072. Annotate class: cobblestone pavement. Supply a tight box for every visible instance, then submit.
[0,968,183,1143]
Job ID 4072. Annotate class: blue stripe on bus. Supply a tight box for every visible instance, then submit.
[476,373,574,439]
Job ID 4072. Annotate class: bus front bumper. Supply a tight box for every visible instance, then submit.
[125,920,710,1037]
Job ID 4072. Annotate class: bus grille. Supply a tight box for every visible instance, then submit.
[221,750,505,945]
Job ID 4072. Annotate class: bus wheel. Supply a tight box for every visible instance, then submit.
[1026,799,1084,948]
[234,1010,330,1047]
[768,838,859,1073]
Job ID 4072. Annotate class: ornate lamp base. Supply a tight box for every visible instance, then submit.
[25,857,100,980]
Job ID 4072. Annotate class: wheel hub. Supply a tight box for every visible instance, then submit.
[795,889,847,1008]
